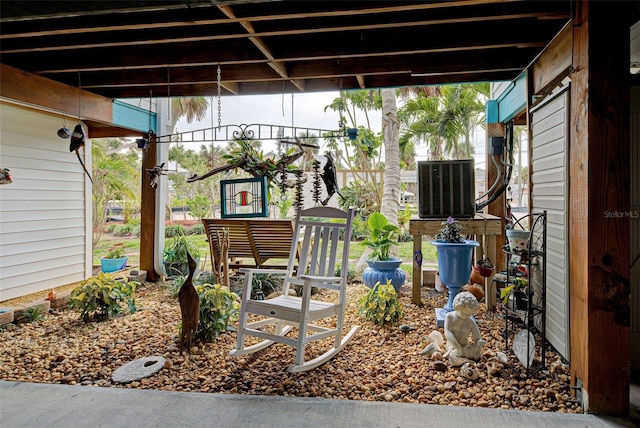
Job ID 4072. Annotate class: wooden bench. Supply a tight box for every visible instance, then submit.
[202,218,298,273]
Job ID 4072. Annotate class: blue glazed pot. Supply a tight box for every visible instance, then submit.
[100,257,128,273]
[430,239,479,312]
[362,257,406,293]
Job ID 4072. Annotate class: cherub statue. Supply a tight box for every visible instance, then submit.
[443,291,486,362]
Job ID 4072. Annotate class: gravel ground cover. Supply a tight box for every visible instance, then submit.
[0,280,582,414]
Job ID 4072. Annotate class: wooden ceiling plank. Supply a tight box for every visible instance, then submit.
[13,36,549,77]
[0,0,532,39]
[0,12,569,54]
[218,4,305,92]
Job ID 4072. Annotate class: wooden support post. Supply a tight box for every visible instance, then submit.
[485,122,506,274]
[140,135,160,282]
[569,0,630,415]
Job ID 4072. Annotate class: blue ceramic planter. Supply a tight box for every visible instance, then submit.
[431,239,479,313]
[100,257,128,273]
[362,257,406,293]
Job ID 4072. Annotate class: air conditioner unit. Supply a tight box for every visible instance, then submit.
[417,159,476,219]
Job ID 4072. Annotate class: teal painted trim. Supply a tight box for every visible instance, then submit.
[112,100,157,134]
[486,100,499,124]
[485,71,527,124]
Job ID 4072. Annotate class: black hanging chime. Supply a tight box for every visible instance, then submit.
[293,169,304,210]
[311,159,322,206]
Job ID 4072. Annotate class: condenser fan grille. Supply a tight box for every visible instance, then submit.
[417,160,475,219]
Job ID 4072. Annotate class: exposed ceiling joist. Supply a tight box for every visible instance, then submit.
[5,0,632,100]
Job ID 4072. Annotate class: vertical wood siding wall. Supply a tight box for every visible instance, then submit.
[530,89,570,360]
[0,103,88,300]
[631,86,639,374]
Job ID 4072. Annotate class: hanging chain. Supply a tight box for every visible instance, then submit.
[216,65,222,128]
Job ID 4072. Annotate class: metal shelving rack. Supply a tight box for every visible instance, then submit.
[495,211,547,376]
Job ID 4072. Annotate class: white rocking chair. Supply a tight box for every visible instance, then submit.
[230,206,359,373]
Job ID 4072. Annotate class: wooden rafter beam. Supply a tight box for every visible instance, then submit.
[0,12,569,55]
[33,41,546,75]
[217,4,304,92]
[0,0,539,39]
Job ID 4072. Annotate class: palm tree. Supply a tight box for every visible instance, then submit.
[355,88,401,273]
[380,88,401,235]
[400,93,445,160]
[91,139,139,248]
[438,83,488,159]
[169,97,209,132]
[164,96,212,219]
[399,83,488,160]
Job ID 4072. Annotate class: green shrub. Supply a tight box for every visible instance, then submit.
[350,215,370,241]
[357,279,404,327]
[187,223,205,236]
[250,273,283,299]
[104,243,126,259]
[113,224,134,236]
[70,272,138,322]
[163,233,202,277]
[334,264,356,283]
[168,276,186,298]
[165,224,186,238]
[196,283,240,342]
[186,195,212,220]
[16,306,44,323]
[105,223,118,234]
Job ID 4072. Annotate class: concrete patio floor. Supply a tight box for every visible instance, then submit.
[1,380,637,428]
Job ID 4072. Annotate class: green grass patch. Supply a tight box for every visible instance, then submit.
[93,234,439,278]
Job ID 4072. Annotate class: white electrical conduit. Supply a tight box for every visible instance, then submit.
[476,154,503,202]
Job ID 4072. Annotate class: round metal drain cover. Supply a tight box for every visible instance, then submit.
[112,356,166,383]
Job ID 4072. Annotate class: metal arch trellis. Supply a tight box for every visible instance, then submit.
[156,123,347,146]
[154,122,352,200]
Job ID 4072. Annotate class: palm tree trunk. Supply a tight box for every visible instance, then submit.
[380,89,401,229]
[355,88,401,274]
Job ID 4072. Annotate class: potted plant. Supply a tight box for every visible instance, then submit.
[163,232,202,278]
[500,277,529,310]
[100,243,128,273]
[361,212,406,292]
[475,257,495,277]
[430,217,479,326]
[506,226,531,254]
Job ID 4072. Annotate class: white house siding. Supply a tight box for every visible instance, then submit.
[530,88,570,360]
[0,102,91,301]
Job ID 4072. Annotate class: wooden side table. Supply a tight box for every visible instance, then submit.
[409,214,503,308]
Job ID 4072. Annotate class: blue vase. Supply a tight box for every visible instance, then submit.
[362,257,406,293]
[430,239,479,313]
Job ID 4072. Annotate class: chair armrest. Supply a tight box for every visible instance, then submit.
[300,274,341,283]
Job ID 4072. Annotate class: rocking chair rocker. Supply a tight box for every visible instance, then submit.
[230,206,359,373]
